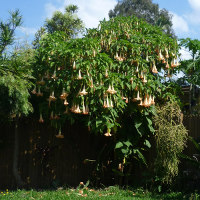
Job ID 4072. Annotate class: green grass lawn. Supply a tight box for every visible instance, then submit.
[0,186,198,200]
[0,186,200,200]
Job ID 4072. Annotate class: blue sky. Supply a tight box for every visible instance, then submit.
[0,0,199,58]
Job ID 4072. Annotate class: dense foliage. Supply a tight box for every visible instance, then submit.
[153,101,188,184]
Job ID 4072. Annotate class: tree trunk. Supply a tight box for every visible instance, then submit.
[189,83,192,114]
[13,117,24,187]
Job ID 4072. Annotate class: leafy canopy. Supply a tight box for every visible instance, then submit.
[33,16,179,137]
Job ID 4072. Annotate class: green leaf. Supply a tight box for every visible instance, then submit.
[144,139,151,148]
[115,142,123,149]
[123,141,132,147]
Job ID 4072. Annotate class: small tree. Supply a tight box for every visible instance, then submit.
[45,4,84,36]
[33,5,84,48]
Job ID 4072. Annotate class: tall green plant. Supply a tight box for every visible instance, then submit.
[153,100,188,184]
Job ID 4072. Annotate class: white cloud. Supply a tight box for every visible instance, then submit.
[179,47,192,60]
[171,12,189,34]
[188,0,200,11]
[45,3,63,18]
[185,0,200,25]
[44,0,117,29]
[18,27,37,35]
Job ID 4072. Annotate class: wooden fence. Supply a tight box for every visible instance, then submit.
[0,118,107,189]
[183,115,200,155]
[0,114,200,189]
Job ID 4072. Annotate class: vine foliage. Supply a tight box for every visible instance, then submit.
[153,100,188,184]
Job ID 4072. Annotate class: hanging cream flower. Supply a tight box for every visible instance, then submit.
[110,99,114,108]
[152,61,158,74]
[143,96,149,107]
[77,70,83,80]
[165,60,170,69]
[165,48,169,59]
[64,99,69,106]
[82,101,89,115]
[158,50,164,61]
[114,52,119,60]
[79,85,88,96]
[31,86,37,95]
[151,96,155,105]
[172,59,180,67]
[93,49,96,57]
[133,91,142,101]
[138,99,143,106]
[110,84,117,94]
[140,71,144,79]
[104,128,112,137]
[107,85,112,94]
[39,113,44,123]
[105,69,109,78]
[49,91,56,101]
[56,128,64,139]
[90,77,94,88]
[36,87,43,97]
[51,70,57,80]
[73,61,76,70]
[74,104,81,114]
[135,66,139,73]
[60,88,68,100]
[70,103,75,113]
[146,52,149,62]
[37,77,45,85]
[142,75,147,83]
[148,95,152,105]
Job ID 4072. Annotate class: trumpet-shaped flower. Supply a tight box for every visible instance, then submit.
[39,113,44,123]
[56,128,64,139]
[79,85,88,96]
[133,91,142,101]
[152,62,158,74]
[73,61,76,70]
[77,70,83,80]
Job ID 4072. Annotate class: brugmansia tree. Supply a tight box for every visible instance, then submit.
[109,0,174,36]
[32,16,180,181]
